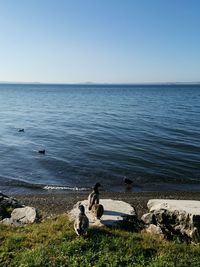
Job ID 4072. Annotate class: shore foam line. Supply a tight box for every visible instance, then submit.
[43,185,89,191]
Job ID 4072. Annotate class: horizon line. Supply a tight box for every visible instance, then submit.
[0,81,200,86]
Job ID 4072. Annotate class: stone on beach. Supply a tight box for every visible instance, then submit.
[0,193,22,209]
[69,199,136,227]
[143,199,200,242]
[0,193,40,225]
[141,212,156,225]
[147,199,200,214]
[1,217,22,226]
[0,193,23,220]
[11,206,39,224]
[145,224,164,237]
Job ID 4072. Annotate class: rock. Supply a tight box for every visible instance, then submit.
[0,193,41,225]
[69,199,137,228]
[141,213,156,225]
[145,224,164,237]
[148,199,200,214]
[0,217,21,226]
[0,193,23,220]
[0,206,7,220]
[146,199,200,242]
[0,193,22,208]
[11,206,39,224]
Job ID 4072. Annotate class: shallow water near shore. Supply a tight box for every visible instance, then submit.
[0,83,200,194]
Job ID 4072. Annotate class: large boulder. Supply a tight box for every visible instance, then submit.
[143,199,200,242]
[69,199,139,228]
[11,206,39,224]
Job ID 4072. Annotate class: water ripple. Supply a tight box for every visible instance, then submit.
[0,84,200,193]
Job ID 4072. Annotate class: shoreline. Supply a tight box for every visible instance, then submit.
[3,180,200,197]
[13,191,200,219]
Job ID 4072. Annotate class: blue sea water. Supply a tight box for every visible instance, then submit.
[0,83,200,193]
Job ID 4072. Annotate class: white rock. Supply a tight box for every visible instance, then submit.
[148,199,200,214]
[11,206,38,224]
[147,199,200,242]
[69,199,136,227]
[145,224,164,237]
[141,213,155,225]
[0,217,21,226]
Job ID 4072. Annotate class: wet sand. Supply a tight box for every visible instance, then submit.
[14,191,200,218]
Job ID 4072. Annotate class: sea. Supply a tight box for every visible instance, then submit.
[0,83,200,194]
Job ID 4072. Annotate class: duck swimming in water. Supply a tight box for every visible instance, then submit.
[88,183,101,211]
[123,176,133,191]
[123,177,133,186]
[74,204,89,236]
[38,149,45,154]
[91,203,104,220]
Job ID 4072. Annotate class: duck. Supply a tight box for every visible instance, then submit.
[88,183,101,211]
[18,129,24,132]
[123,177,133,186]
[91,203,104,220]
[74,204,89,236]
[38,149,45,154]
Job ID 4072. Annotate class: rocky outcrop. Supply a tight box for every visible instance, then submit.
[0,193,23,220]
[69,199,142,230]
[0,193,40,225]
[142,199,200,242]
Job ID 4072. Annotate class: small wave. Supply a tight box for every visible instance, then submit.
[0,176,43,189]
[43,185,89,191]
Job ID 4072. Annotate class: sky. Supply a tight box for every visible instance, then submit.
[0,0,200,84]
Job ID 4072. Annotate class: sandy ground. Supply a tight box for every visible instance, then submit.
[14,191,200,219]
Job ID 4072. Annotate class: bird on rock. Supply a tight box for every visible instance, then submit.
[74,204,89,236]
[88,183,101,211]
[91,203,104,220]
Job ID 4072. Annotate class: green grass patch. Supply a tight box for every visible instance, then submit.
[0,215,200,266]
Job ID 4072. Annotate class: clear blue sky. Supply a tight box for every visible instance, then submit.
[0,0,200,83]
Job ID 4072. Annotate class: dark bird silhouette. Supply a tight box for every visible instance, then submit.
[91,203,104,220]
[18,129,24,132]
[38,149,45,154]
[74,204,89,236]
[88,183,101,211]
[123,177,133,185]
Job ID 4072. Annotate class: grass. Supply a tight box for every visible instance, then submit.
[0,214,200,267]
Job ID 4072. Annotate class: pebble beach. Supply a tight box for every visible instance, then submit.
[14,191,200,219]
